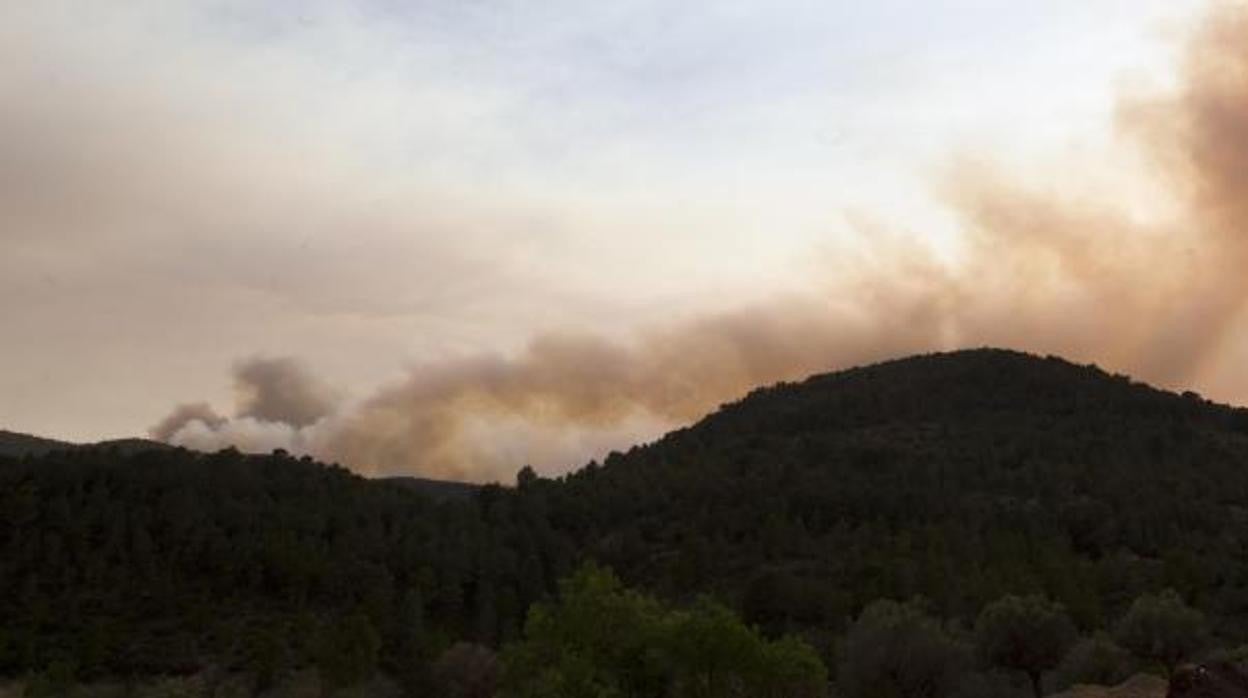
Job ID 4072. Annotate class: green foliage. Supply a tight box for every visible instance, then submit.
[668,599,768,697]
[500,564,674,697]
[500,564,826,698]
[1204,644,1248,664]
[240,621,290,692]
[836,599,967,698]
[1052,633,1134,690]
[22,659,76,698]
[0,446,537,679]
[975,595,1076,698]
[433,643,500,698]
[1115,588,1207,676]
[317,613,381,690]
[742,569,847,635]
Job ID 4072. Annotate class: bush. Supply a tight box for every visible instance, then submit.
[501,564,827,698]
[1053,633,1133,690]
[837,599,967,698]
[316,613,381,691]
[975,595,1076,698]
[433,643,500,698]
[1114,589,1206,676]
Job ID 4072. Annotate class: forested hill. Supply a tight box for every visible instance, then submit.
[554,349,1248,627]
[0,429,170,458]
[5,348,1248,693]
[0,429,73,457]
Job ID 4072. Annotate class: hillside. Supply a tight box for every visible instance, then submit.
[4,349,1248,693]
[0,430,170,458]
[0,429,72,457]
[380,475,481,501]
[542,351,1248,627]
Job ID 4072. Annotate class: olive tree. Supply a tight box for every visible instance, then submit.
[975,595,1076,698]
[837,599,967,698]
[1114,588,1206,677]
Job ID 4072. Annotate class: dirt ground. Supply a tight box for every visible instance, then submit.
[1049,673,1169,698]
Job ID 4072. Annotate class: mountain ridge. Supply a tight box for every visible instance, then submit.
[4,348,1248,690]
[0,429,172,458]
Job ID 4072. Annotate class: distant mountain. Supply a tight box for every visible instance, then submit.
[0,429,170,458]
[0,429,73,457]
[0,427,470,498]
[380,475,480,501]
[87,437,175,456]
[4,348,1248,688]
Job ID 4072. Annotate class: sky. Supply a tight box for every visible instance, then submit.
[5,0,1247,481]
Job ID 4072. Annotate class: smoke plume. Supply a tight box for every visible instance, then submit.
[153,4,1248,482]
[155,357,340,457]
[150,403,225,442]
[232,357,339,428]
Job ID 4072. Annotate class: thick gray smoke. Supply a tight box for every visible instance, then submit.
[154,357,339,457]
[150,403,225,442]
[232,357,338,427]
[153,5,1248,482]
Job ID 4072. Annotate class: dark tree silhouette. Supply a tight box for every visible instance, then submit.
[837,599,966,698]
[1115,589,1207,677]
[976,595,1076,698]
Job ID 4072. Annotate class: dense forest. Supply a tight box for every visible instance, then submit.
[4,349,1248,696]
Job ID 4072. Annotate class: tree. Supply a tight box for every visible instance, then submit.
[501,564,826,698]
[516,466,539,490]
[742,569,845,635]
[976,594,1076,698]
[500,563,669,698]
[22,659,76,698]
[668,597,826,698]
[667,599,761,697]
[394,588,427,659]
[316,613,381,693]
[433,643,500,698]
[1114,589,1207,677]
[837,598,967,698]
[391,589,434,696]
[756,636,828,698]
[1053,633,1133,691]
[240,622,290,693]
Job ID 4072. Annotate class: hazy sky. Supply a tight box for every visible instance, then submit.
[8,0,1247,480]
